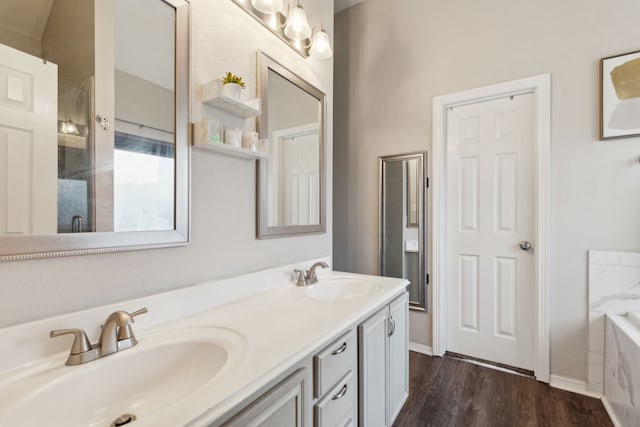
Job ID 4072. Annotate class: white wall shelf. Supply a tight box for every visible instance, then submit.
[192,141,268,160]
[200,80,260,118]
[203,96,260,118]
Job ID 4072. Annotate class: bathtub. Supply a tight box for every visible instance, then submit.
[604,312,640,427]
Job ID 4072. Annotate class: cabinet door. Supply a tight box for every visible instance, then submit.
[223,368,308,427]
[358,306,389,427]
[388,293,409,424]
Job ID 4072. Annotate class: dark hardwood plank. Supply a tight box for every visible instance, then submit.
[393,352,613,427]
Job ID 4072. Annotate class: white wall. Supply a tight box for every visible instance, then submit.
[0,0,333,328]
[333,0,640,380]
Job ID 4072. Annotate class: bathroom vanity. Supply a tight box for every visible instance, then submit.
[0,261,408,427]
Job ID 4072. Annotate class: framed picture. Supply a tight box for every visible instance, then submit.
[601,50,640,140]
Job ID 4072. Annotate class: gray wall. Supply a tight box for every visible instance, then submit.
[333,0,640,381]
[0,0,333,327]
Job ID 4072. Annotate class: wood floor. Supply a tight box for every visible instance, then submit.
[393,352,613,427]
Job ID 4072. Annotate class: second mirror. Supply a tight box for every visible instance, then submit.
[257,51,326,238]
[380,152,428,310]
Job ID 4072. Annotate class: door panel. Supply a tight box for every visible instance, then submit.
[0,44,57,235]
[388,293,409,424]
[458,254,479,331]
[446,94,535,370]
[358,307,388,427]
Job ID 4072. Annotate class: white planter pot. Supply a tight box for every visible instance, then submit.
[222,83,243,100]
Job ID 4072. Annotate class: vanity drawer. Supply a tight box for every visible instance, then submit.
[314,372,354,427]
[314,330,356,398]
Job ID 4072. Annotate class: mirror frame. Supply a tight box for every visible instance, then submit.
[256,51,326,238]
[0,0,190,262]
[379,152,428,311]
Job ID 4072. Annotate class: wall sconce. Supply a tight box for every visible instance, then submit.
[250,0,283,14]
[283,0,311,40]
[58,118,80,136]
[309,25,332,60]
[232,0,332,59]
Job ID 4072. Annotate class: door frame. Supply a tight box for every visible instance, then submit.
[431,74,551,382]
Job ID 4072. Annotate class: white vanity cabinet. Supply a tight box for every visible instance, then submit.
[222,368,310,427]
[358,292,409,427]
[215,289,409,427]
[313,329,358,426]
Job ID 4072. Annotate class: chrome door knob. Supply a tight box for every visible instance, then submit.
[519,241,532,251]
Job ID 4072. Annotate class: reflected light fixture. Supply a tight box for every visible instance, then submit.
[309,25,332,60]
[250,0,283,14]
[59,118,80,135]
[284,0,311,41]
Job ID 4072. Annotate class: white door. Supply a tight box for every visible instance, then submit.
[446,93,535,370]
[0,44,57,235]
[279,130,319,226]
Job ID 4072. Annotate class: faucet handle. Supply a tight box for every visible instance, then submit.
[130,307,148,319]
[294,269,310,287]
[50,329,93,355]
[117,308,148,341]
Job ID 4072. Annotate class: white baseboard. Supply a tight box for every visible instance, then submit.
[408,342,432,356]
[549,374,602,399]
[601,396,622,427]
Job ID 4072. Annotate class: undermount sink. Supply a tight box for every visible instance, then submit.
[0,327,246,427]
[304,276,379,301]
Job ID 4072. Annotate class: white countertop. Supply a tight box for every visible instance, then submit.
[0,262,408,427]
[176,271,408,426]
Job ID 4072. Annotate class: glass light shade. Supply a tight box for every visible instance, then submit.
[251,0,283,14]
[284,5,311,40]
[309,28,332,59]
[59,119,80,135]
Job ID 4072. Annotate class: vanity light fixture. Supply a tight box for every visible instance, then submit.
[232,0,331,59]
[250,0,283,14]
[309,25,332,60]
[283,0,311,41]
[59,118,80,135]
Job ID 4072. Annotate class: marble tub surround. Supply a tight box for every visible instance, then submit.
[0,258,409,426]
[604,314,640,427]
[588,251,640,394]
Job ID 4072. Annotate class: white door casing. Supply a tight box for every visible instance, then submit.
[446,94,535,370]
[432,74,551,381]
[0,44,57,235]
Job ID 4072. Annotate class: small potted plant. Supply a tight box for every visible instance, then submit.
[221,72,246,100]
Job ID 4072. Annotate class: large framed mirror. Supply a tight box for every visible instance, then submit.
[0,0,190,261]
[380,152,428,310]
[257,51,325,238]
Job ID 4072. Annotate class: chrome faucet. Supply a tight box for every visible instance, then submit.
[294,262,330,286]
[50,307,147,366]
[308,261,329,284]
[99,308,148,356]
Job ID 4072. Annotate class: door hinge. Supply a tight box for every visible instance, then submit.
[426,177,429,188]
[426,273,430,285]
